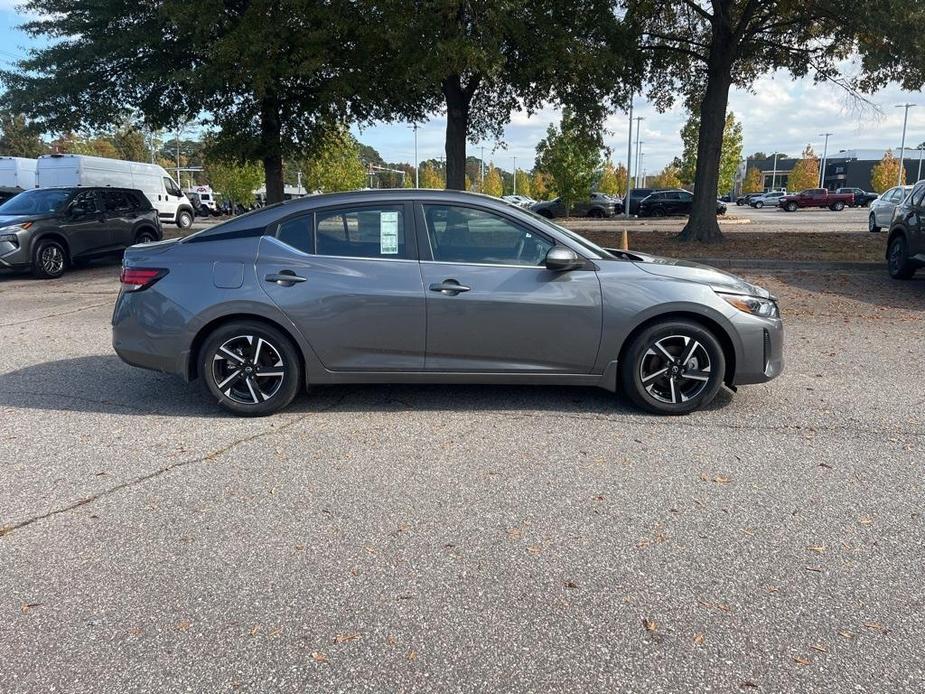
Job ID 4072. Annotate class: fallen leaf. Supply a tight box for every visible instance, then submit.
[810,644,828,653]
[693,632,705,645]
[863,622,887,633]
[713,475,732,484]
[838,630,854,639]
[765,586,780,594]
[407,650,417,661]
[311,651,329,664]
[19,602,42,614]
[807,545,826,554]
[334,632,361,644]
[507,528,523,540]
[250,625,262,637]
[268,627,283,638]
[386,634,398,647]
[793,656,812,666]
[858,515,873,525]
[740,682,759,689]
[527,545,542,556]
[642,617,658,632]
[127,626,143,637]
[176,620,191,632]
[564,580,578,589]
[805,566,824,573]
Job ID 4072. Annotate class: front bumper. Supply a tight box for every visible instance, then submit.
[0,237,31,269]
[729,312,784,385]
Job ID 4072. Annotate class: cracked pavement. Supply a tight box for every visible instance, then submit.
[1,260,923,693]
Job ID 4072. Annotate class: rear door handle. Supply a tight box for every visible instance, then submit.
[265,270,307,286]
[429,279,470,295]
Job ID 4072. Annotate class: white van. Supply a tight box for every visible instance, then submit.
[0,157,38,197]
[184,184,218,211]
[36,154,196,228]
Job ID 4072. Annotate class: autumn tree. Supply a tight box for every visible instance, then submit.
[535,111,603,213]
[742,166,763,193]
[531,171,555,200]
[787,145,820,191]
[293,126,366,193]
[514,169,532,198]
[419,163,445,189]
[652,165,682,189]
[870,150,905,193]
[483,164,504,197]
[0,112,47,157]
[598,160,628,196]
[623,0,920,243]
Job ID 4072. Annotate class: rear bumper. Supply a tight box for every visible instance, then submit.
[112,289,191,379]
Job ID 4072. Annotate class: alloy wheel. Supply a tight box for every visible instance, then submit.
[639,335,712,405]
[41,244,65,275]
[211,335,286,405]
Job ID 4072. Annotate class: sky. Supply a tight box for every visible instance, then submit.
[2,6,924,175]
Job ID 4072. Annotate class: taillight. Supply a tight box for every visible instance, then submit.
[120,267,168,292]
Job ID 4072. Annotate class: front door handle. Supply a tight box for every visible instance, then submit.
[429,279,470,295]
[265,270,307,286]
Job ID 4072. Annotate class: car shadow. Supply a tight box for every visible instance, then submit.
[762,270,925,314]
[0,355,736,417]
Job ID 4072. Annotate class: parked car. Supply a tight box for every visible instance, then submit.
[113,190,782,417]
[885,180,925,279]
[777,188,854,211]
[626,188,656,215]
[736,193,762,206]
[868,185,914,232]
[37,154,195,229]
[501,194,535,208]
[530,194,616,218]
[749,191,786,208]
[638,190,726,217]
[0,186,162,279]
[836,187,877,207]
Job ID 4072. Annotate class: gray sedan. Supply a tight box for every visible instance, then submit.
[869,185,914,232]
[113,190,783,416]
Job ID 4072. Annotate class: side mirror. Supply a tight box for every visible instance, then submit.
[545,246,582,272]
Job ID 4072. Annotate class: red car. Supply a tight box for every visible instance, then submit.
[778,188,854,211]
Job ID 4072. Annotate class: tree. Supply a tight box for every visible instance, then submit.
[624,0,916,243]
[870,150,905,193]
[372,0,625,190]
[112,124,150,162]
[531,171,555,200]
[294,126,366,193]
[535,111,603,214]
[0,113,47,157]
[788,144,820,191]
[598,160,628,196]
[207,160,264,210]
[1,0,376,204]
[742,166,763,193]
[514,169,532,198]
[652,165,682,189]
[677,111,743,196]
[419,163,445,189]
[483,164,504,197]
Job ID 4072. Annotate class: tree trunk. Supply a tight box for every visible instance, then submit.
[260,94,285,204]
[443,75,470,191]
[679,44,734,243]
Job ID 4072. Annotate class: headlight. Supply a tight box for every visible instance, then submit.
[718,292,779,318]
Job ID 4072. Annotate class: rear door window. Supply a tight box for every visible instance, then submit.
[315,206,410,259]
[101,190,132,213]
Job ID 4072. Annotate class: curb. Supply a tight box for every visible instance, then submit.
[684,258,884,272]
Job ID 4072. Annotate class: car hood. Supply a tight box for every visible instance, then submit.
[608,249,771,298]
[0,213,56,225]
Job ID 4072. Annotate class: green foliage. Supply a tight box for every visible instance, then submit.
[419,163,444,189]
[652,165,682,189]
[788,145,820,191]
[206,159,264,207]
[112,124,149,162]
[293,127,367,193]
[514,169,532,198]
[742,167,763,194]
[870,150,905,193]
[598,160,627,196]
[535,110,603,213]
[483,164,504,197]
[0,113,48,157]
[531,171,555,200]
[677,111,743,195]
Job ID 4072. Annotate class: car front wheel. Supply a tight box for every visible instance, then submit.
[620,320,726,415]
[200,321,302,416]
[784,202,798,212]
[868,213,881,233]
[32,238,68,279]
[888,235,916,280]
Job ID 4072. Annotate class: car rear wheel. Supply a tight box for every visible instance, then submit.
[31,239,67,279]
[587,208,603,218]
[868,213,881,233]
[831,201,845,211]
[887,235,916,280]
[135,229,158,245]
[200,321,302,416]
[651,207,666,217]
[177,209,193,229]
[620,320,726,415]
[754,201,764,208]
[784,202,798,212]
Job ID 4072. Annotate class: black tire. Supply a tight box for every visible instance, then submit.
[831,201,845,211]
[31,238,67,279]
[754,201,764,208]
[199,321,302,416]
[887,235,916,280]
[784,202,797,212]
[651,207,666,217]
[176,209,194,229]
[620,320,726,415]
[587,208,603,218]
[868,213,881,233]
[135,228,158,245]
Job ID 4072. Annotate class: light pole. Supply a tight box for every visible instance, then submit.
[625,103,634,218]
[818,133,832,189]
[513,155,517,196]
[771,152,780,190]
[480,145,485,191]
[410,123,419,187]
[633,116,644,188]
[636,144,646,187]
[896,103,916,186]
[917,145,924,183]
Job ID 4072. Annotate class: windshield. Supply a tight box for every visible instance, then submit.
[0,189,71,216]
[519,207,617,259]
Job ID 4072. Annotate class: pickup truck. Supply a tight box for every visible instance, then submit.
[778,188,854,211]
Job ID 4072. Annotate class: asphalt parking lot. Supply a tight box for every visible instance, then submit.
[1,260,923,692]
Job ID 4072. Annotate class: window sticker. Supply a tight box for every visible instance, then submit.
[380,211,399,254]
